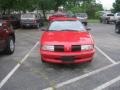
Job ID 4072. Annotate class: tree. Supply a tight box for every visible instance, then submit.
[65,0,103,18]
[54,0,68,11]
[113,0,120,12]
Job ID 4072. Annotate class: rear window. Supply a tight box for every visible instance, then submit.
[21,14,35,18]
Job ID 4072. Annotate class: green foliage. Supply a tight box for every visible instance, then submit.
[113,0,120,12]
[0,0,103,19]
[65,0,103,19]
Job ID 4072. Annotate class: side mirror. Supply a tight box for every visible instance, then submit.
[86,27,91,31]
[86,28,91,31]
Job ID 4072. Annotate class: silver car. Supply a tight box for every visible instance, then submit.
[20,13,44,28]
[75,13,88,26]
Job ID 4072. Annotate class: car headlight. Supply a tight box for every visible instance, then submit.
[41,45,54,51]
[81,45,94,51]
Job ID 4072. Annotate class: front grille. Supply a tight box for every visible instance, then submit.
[72,45,81,52]
[21,20,34,24]
[54,45,64,52]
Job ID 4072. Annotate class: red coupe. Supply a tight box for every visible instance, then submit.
[40,18,95,64]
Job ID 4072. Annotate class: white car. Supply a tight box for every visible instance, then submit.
[114,12,120,22]
[100,13,115,24]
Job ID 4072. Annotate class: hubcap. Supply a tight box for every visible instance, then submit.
[10,40,14,51]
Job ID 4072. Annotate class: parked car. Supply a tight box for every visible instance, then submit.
[75,13,88,26]
[0,20,15,54]
[114,12,120,23]
[115,20,120,33]
[20,13,44,28]
[0,14,20,29]
[100,13,115,24]
[40,17,95,64]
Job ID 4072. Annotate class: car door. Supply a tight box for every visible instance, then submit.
[0,23,7,51]
[0,26,4,50]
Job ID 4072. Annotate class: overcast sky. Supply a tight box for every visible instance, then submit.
[96,0,115,10]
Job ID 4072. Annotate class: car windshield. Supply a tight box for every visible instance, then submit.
[49,20,85,31]
[107,14,114,16]
[21,14,35,18]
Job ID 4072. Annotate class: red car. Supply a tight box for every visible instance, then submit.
[48,11,67,21]
[40,18,95,64]
[0,20,15,54]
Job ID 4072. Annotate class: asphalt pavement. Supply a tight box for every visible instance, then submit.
[0,23,120,90]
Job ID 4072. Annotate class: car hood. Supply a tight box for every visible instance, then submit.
[41,31,94,45]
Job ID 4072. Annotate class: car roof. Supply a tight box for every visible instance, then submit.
[53,11,67,16]
[51,17,79,21]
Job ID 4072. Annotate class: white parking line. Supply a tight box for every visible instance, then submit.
[43,62,119,90]
[94,75,120,90]
[43,46,118,90]
[95,46,117,64]
[0,41,39,89]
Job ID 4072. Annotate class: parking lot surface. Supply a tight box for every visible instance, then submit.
[0,23,120,90]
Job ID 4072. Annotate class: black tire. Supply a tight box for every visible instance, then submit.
[107,20,110,24]
[105,19,109,24]
[4,36,15,54]
[115,25,120,34]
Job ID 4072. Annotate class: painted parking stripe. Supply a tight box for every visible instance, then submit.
[0,41,39,89]
[94,75,120,90]
[95,46,117,64]
[43,46,118,90]
[43,62,119,90]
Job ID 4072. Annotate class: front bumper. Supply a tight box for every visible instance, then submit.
[40,49,95,64]
[21,23,37,27]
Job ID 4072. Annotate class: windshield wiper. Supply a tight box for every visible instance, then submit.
[60,29,78,31]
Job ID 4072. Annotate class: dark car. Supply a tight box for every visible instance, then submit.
[115,20,120,33]
[0,21,15,54]
[20,13,44,28]
[0,14,20,29]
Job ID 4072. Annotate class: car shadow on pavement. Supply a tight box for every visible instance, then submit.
[39,61,92,71]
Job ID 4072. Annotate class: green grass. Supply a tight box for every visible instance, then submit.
[88,19,99,23]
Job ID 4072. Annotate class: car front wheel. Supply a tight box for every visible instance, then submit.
[4,36,15,54]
